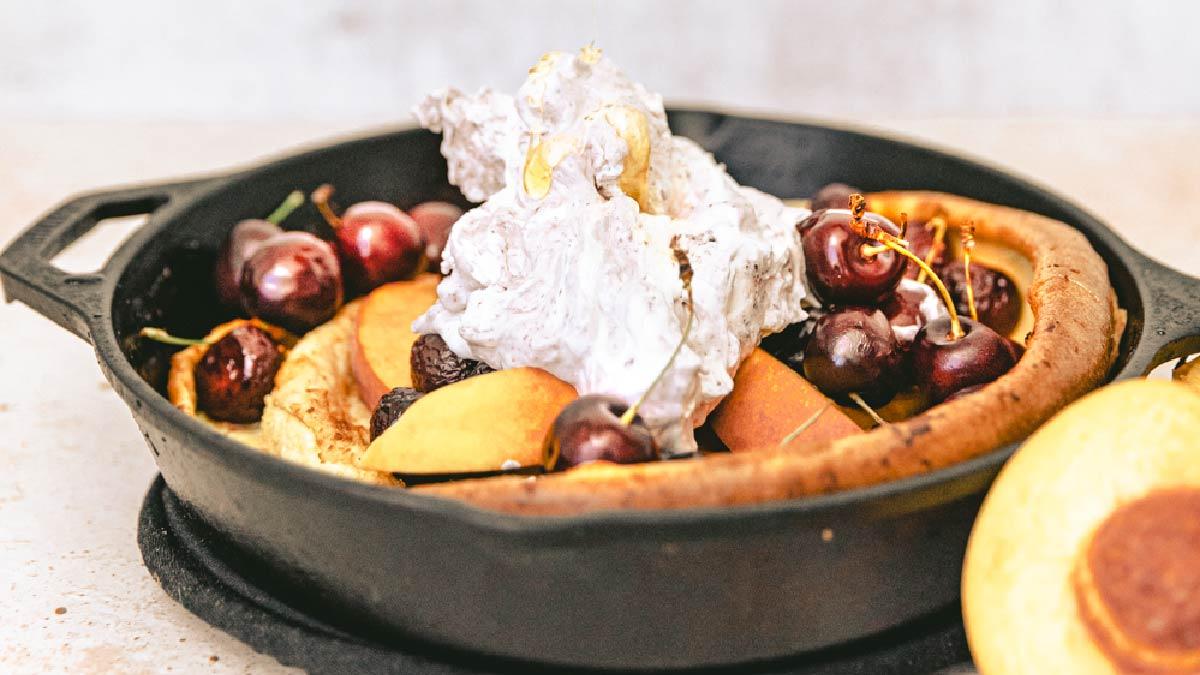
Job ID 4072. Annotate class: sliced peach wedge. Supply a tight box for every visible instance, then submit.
[710,348,861,453]
[358,368,577,477]
[351,273,441,410]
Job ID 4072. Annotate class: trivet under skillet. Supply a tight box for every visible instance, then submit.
[138,476,974,674]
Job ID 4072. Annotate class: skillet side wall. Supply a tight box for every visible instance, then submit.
[95,113,1139,668]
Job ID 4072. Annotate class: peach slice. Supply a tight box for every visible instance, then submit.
[711,348,861,452]
[351,273,441,410]
[358,367,578,475]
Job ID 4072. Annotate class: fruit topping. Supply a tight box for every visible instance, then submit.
[312,184,425,293]
[802,306,903,406]
[370,386,424,441]
[881,281,930,345]
[810,183,866,212]
[711,348,860,452]
[940,260,1021,336]
[408,201,463,268]
[912,317,1018,402]
[195,324,286,423]
[214,191,304,307]
[239,231,344,333]
[903,215,947,280]
[409,332,495,393]
[544,395,656,470]
[143,322,287,423]
[801,206,906,305]
[357,368,577,475]
[350,275,441,409]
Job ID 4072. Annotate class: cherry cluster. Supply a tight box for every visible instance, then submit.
[779,186,1023,411]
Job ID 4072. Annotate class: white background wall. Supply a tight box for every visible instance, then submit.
[2,0,1198,124]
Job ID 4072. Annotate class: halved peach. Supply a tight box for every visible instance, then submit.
[350,273,441,410]
[358,367,577,475]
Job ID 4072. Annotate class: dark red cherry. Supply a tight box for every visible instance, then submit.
[215,220,280,308]
[802,307,902,405]
[811,183,866,212]
[195,325,284,423]
[214,191,305,307]
[901,219,948,279]
[544,395,657,470]
[912,317,1018,402]
[240,232,343,333]
[939,261,1021,336]
[802,209,906,305]
[312,185,424,293]
[409,201,463,269]
[881,282,931,347]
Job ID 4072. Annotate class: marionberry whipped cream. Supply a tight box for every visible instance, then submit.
[412,47,811,452]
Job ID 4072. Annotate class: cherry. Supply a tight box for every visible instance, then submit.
[313,185,424,293]
[802,209,906,305]
[811,183,866,212]
[881,281,931,346]
[940,260,1021,336]
[240,232,343,333]
[409,201,463,269]
[912,317,1018,402]
[803,307,903,405]
[901,217,948,280]
[213,191,304,308]
[544,395,656,470]
[194,324,285,423]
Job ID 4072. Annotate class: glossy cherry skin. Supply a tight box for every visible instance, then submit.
[545,395,656,471]
[240,232,343,333]
[803,307,903,405]
[912,317,1018,402]
[881,283,929,346]
[409,201,463,269]
[810,183,865,212]
[334,202,424,292]
[195,325,284,423]
[901,219,946,279]
[802,209,907,305]
[939,261,1022,336]
[214,219,280,307]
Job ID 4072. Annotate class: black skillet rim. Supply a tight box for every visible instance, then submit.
[94,110,1150,534]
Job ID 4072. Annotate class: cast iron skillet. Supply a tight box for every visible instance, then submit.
[3,110,1199,670]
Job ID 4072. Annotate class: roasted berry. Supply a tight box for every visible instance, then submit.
[195,325,284,423]
[370,386,425,440]
[545,395,657,470]
[410,333,494,393]
[811,183,865,212]
[940,261,1022,336]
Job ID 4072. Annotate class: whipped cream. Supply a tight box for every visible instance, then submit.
[414,48,810,452]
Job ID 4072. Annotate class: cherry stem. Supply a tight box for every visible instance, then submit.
[879,239,964,340]
[848,393,887,427]
[621,250,695,426]
[778,405,829,447]
[139,327,208,347]
[265,191,305,226]
[311,184,342,229]
[916,216,947,285]
[961,223,979,322]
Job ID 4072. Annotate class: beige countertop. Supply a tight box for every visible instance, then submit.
[1,118,1197,673]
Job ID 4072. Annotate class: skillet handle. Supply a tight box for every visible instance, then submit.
[1121,251,1200,377]
[0,179,209,344]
